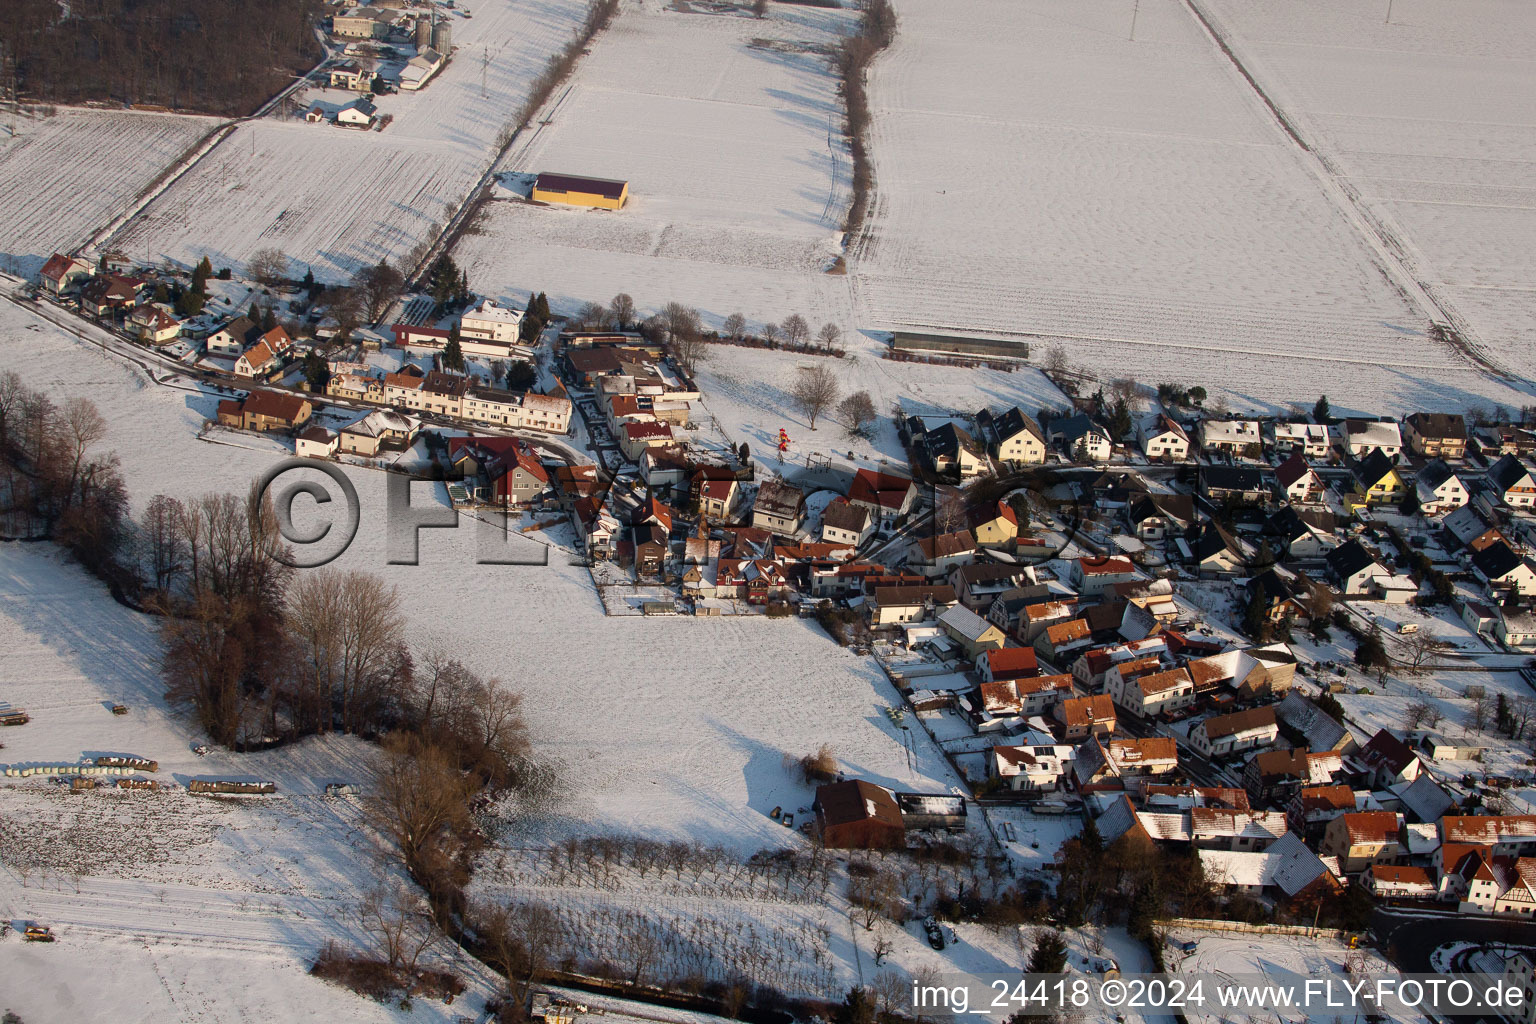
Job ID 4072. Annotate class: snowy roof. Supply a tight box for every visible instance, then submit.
[1266,831,1337,896]
[1201,420,1261,445]
[1394,774,1456,824]
[462,298,523,325]
[1199,849,1281,888]
[1345,418,1403,448]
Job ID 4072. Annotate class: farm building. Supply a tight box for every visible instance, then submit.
[813,780,905,849]
[533,172,630,210]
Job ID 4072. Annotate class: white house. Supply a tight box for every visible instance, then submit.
[1138,414,1191,460]
[1200,420,1261,455]
[459,298,525,343]
[336,96,377,129]
[993,744,1076,792]
[1071,556,1138,597]
[1109,665,1195,719]
[1190,707,1278,759]
[980,407,1048,466]
[1344,418,1403,458]
[1415,460,1468,516]
[1273,422,1331,459]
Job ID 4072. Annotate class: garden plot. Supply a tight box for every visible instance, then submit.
[1198,0,1536,384]
[109,0,591,283]
[453,0,857,328]
[851,0,1526,412]
[0,108,216,276]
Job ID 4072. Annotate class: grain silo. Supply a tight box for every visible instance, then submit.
[414,15,432,50]
[431,19,452,53]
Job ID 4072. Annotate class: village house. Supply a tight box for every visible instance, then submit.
[1189,808,1289,852]
[977,407,1047,466]
[448,436,550,507]
[1403,412,1468,459]
[233,325,294,378]
[1034,617,1092,665]
[1344,418,1403,458]
[1053,413,1113,461]
[1018,598,1078,643]
[1071,555,1137,597]
[39,252,94,295]
[129,303,183,345]
[1189,706,1278,759]
[462,385,524,427]
[1274,452,1324,504]
[976,646,1039,682]
[1349,449,1404,507]
[639,446,690,491]
[1320,811,1405,872]
[1326,539,1393,596]
[1192,521,1248,576]
[1109,665,1195,719]
[1364,865,1438,903]
[620,420,675,462]
[966,500,1021,547]
[459,298,525,343]
[1353,730,1425,790]
[813,781,905,849]
[848,468,917,529]
[869,584,958,626]
[909,530,978,576]
[975,674,1073,723]
[751,479,805,536]
[328,60,376,91]
[78,273,144,317]
[1201,465,1271,506]
[1054,693,1116,741]
[1137,414,1191,460]
[338,409,420,457]
[715,559,790,603]
[1287,784,1359,838]
[1244,747,1344,806]
[1488,455,1536,509]
[818,498,873,548]
[336,96,377,129]
[382,365,426,406]
[573,496,620,558]
[1200,419,1261,455]
[1410,459,1466,516]
[215,390,313,432]
[1127,492,1194,543]
[992,744,1075,792]
[1187,645,1297,702]
[1273,421,1331,459]
[697,475,739,521]
[295,425,339,459]
[327,372,382,403]
[924,422,989,478]
[1072,736,1179,793]
[1472,542,1536,597]
[936,605,1007,658]
[1496,605,1536,648]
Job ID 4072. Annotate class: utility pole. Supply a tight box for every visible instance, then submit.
[1129,0,1141,41]
[482,46,489,99]
[1385,0,1395,22]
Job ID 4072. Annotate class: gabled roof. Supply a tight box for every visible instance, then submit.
[926,421,985,460]
[237,389,310,423]
[822,498,871,534]
[849,468,915,511]
[1295,784,1356,813]
[1058,693,1115,728]
[1337,811,1401,846]
[989,406,1045,446]
[1405,412,1467,442]
[1326,539,1382,579]
[1202,465,1267,491]
[535,172,628,200]
[1266,831,1337,896]
[915,530,977,560]
[1352,448,1399,488]
[979,646,1038,677]
[1199,706,1276,740]
[1274,452,1314,490]
[1416,458,1462,494]
[1441,815,1536,846]
[1395,774,1455,824]
[1345,418,1402,447]
[937,604,999,643]
[1358,729,1419,776]
[753,479,805,518]
[1472,540,1523,581]
[1055,413,1111,446]
[1488,454,1534,493]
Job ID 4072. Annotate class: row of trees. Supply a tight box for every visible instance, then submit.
[0,374,130,585]
[2,0,323,116]
[788,364,876,437]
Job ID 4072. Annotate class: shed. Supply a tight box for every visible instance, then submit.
[533,172,630,210]
[813,780,905,849]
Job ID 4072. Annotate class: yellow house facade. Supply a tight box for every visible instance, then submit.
[533,171,629,210]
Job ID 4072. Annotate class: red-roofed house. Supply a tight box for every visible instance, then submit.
[848,469,917,528]
[448,436,549,507]
[977,647,1039,683]
[39,252,94,295]
[1274,452,1324,503]
[1071,556,1138,597]
[621,420,675,461]
[1054,694,1116,740]
[215,390,313,432]
[1321,811,1404,872]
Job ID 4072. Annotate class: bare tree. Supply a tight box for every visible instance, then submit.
[762,322,781,345]
[660,301,700,343]
[782,314,810,347]
[1404,701,1434,731]
[1402,628,1447,674]
[58,397,108,510]
[791,364,839,429]
[672,319,706,374]
[576,301,607,330]
[141,494,187,593]
[323,286,366,341]
[817,322,841,349]
[369,733,476,872]
[1471,690,1491,734]
[723,312,747,342]
[287,568,407,735]
[610,293,636,330]
[1108,378,1138,410]
[248,248,289,288]
[0,370,23,451]
[1042,345,1069,377]
[355,259,405,324]
[838,390,877,438]
[358,882,442,974]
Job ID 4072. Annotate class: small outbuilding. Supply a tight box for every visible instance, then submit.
[533,172,630,210]
[813,780,905,849]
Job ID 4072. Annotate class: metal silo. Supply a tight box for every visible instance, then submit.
[414,16,432,50]
[431,19,451,53]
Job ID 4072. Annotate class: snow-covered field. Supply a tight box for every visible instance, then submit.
[692,334,1069,465]
[1199,0,1536,384]
[0,299,964,852]
[849,0,1532,413]
[0,108,216,277]
[109,0,592,282]
[453,0,857,329]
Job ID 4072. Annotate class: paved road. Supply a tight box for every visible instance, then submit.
[1373,908,1536,971]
